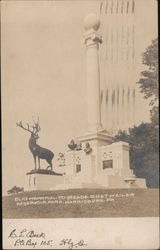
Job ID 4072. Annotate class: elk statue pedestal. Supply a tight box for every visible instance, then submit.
[26,169,64,191]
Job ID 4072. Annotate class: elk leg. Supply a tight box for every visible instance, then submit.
[34,155,37,169]
[38,158,40,169]
[46,159,51,170]
[50,162,53,171]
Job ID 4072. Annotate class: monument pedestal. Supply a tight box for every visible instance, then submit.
[26,169,64,191]
[64,139,147,189]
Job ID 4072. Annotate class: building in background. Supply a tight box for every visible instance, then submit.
[99,0,150,134]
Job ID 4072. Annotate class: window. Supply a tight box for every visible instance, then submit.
[103,160,113,169]
[76,164,81,173]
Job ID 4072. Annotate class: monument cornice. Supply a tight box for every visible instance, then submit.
[76,129,113,143]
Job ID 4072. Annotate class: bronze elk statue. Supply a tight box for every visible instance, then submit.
[16,120,54,171]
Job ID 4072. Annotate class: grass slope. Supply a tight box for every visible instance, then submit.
[3,188,159,218]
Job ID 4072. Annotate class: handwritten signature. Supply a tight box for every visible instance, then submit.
[8,229,87,249]
[8,228,46,239]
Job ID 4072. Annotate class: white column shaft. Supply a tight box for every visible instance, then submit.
[86,43,101,129]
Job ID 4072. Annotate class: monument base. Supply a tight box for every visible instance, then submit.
[26,166,146,191]
[26,170,64,191]
[55,174,146,190]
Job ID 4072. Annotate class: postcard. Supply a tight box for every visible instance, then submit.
[2,0,159,249]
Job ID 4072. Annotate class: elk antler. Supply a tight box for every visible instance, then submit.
[35,117,40,133]
[30,116,41,134]
[16,121,34,133]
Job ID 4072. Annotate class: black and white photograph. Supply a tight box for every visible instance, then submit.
[1,0,159,249]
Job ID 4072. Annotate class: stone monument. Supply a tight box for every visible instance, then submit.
[24,13,146,191]
[62,13,146,189]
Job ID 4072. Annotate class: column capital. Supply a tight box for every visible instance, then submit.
[82,30,102,47]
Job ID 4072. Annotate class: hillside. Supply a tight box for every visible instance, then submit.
[3,188,159,218]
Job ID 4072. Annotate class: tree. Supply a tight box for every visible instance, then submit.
[114,123,159,188]
[7,186,24,195]
[114,38,159,188]
[137,38,158,125]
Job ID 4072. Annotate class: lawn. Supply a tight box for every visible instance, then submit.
[3,188,159,218]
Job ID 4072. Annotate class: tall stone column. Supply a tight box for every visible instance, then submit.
[77,13,112,146]
[83,14,102,131]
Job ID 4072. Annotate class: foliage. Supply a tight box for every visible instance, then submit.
[137,38,158,127]
[7,186,24,195]
[114,123,159,188]
[114,38,159,188]
[137,38,158,105]
[150,105,159,126]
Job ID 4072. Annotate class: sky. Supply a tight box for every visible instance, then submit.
[1,0,158,194]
